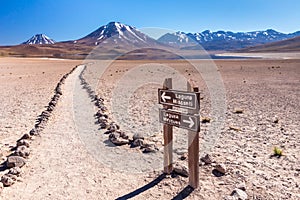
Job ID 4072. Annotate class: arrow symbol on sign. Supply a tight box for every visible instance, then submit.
[161,92,171,102]
[183,117,195,128]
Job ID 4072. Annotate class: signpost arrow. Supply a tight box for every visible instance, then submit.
[183,117,195,128]
[161,92,171,102]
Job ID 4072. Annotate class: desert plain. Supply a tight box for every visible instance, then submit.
[0,55,299,200]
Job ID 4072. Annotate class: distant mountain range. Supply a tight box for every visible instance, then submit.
[21,22,300,51]
[157,29,300,50]
[0,21,299,59]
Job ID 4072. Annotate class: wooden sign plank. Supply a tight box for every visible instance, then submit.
[158,89,200,110]
[159,109,200,132]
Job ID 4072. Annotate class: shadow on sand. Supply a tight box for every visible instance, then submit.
[116,173,194,200]
[116,173,166,200]
[0,162,7,172]
[171,185,194,200]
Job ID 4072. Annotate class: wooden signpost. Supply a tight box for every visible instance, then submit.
[162,78,173,175]
[158,78,200,189]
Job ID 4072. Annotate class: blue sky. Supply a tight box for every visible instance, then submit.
[0,0,299,45]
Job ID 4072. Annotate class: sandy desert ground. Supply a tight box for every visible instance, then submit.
[0,58,81,163]
[0,56,299,199]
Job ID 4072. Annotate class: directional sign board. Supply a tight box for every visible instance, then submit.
[159,109,200,132]
[158,89,200,110]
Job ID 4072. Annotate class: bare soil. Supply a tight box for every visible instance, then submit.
[0,57,299,199]
[0,58,81,160]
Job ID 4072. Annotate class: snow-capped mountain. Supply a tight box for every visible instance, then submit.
[75,22,158,47]
[13,22,300,54]
[157,31,198,47]
[158,29,300,50]
[23,34,55,45]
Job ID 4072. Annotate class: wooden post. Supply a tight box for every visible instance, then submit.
[163,78,173,174]
[187,81,199,188]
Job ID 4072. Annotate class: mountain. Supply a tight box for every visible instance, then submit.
[0,22,173,59]
[157,32,198,47]
[2,22,299,59]
[158,29,300,50]
[239,35,300,52]
[23,34,55,45]
[73,22,159,48]
[67,21,170,59]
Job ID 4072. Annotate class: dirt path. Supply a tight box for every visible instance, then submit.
[1,65,144,200]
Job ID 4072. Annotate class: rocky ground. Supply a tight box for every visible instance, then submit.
[0,57,299,199]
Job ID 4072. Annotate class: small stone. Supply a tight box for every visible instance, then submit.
[231,188,248,200]
[236,182,246,191]
[214,164,226,174]
[110,137,129,146]
[53,94,60,100]
[1,174,17,186]
[16,139,30,148]
[174,148,187,155]
[272,116,279,123]
[117,130,128,139]
[109,132,129,146]
[200,154,213,165]
[49,100,57,107]
[96,111,108,118]
[36,120,47,129]
[173,162,189,177]
[56,88,62,95]
[234,108,244,114]
[7,174,17,181]
[94,95,99,101]
[41,111,51,117]
[95,100,104,107]
[103,130,112,135]
[133,133,144,141]
[107,122,120,132]
[99,122,108,129]
[29,128,37,136]
[98,118,108,124]
[224,196,236,200]
[20,133,31,140]
[14,146,30,158]
[142,143,158,153]
[6,156,26,168]
[34,127,43,134]
[201,117,211,123]
[229,126,241,131]
[100,106,107,112]
[8,167,22,177]
[131,138,144,147]
[180,153,188,160]
[47,105,54,112]
[252,152,258,158]
[36,116,47,123]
